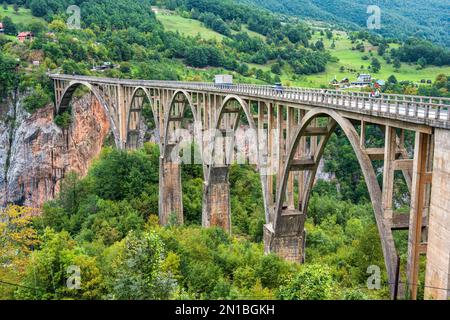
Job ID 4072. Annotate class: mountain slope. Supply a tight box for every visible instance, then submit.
[237,0,450,47]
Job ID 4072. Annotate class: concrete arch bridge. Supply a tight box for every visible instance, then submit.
[51,74,450,299]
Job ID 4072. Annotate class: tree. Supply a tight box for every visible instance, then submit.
[186,46,209,68]
[388,75,398,84]
[88,148,158,201]
[30,0,48,17]
[2,16,17,36]
[326,29,333,40]
[417,57,427,69]
[0,206,39,262]
[2,2,7,10]
[371,57,381,73]
[393,58,401,70]
[106,231,177,299]
[315,40,324,51]
[0,52,18,98]
[23,84,51,113]
[377,43,387,56]
[278,264,334,300]
[15,228,104,300]
[13,3,19,14]
[271,63,282,75]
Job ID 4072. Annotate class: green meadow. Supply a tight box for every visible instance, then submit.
[0,5,45,25]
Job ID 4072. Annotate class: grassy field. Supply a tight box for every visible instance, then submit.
[293,31,450,87]
[155,10,266,42]
[0,5,45,25]
[156,12,225,41]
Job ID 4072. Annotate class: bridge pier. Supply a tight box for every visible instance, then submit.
[202,166,231,232]
[159,148,183,225]
[425,128,450,300]
[264,214,306,263]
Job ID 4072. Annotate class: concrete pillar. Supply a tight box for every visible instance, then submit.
[264,212,306,263]
[202,166,231,232]
[382,126,396,220]
[407,132,430,300]
[425,128,450,300]
[159,152,183,226]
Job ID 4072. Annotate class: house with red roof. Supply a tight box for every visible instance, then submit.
[0,22,4,34]
[18,31,34,42]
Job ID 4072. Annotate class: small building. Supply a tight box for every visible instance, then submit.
[18,31,34,42]
[351,74,372,86]
[0,22,4,34]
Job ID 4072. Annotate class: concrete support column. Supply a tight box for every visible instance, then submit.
[425,128,450,300]
[202,166,231,232]
[159,149,183,226]
[264,212,306,263]
[382,126,396,220]
[407,132,430,299]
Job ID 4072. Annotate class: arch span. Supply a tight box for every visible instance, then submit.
[126,87,158,150]
[203,95,270,231]
[162,90,199,151]
[159,90,201,226]
[271,108,398,293]
[57,81,121,148]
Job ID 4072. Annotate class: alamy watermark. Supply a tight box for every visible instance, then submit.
[367,5,381,30]
[367,265,381,290]
[164,126,284,175]
[67,5,81,29]
[66,265,81,290]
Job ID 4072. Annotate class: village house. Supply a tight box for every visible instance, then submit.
[351,74,372,86]
[0,22,4,34]
[18,31,34,42]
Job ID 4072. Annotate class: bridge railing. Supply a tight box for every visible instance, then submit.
[50,74,450,125]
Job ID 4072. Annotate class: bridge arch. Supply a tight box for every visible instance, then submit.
[126,87,158,150]
[57,81,121,148]
[203,95,270,231]
[159,90,202,226]
[271,108,398,292]
[162,90,199,151]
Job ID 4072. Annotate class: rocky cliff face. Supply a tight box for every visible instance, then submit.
[0,94,110,208]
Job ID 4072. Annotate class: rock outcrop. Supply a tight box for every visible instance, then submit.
[0,94,110,208]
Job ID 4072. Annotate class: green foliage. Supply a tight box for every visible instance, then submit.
[0,51,18,98]
[239,0,450,47]
[2,15,16,35]
[229,165,265,242]
[371,57,381,73]
[392,38,450,66]
[54,110,72,128]
[23,84,51,113]
[278,264,333,300]
[104,231,177,299]
[15,228,104,300]
[88,147,159,201]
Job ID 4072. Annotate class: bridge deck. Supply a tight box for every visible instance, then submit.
[50,74,450,129]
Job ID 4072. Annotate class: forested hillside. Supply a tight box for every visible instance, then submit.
[238,0,450,47]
